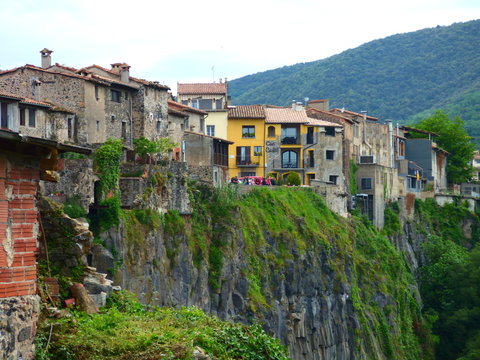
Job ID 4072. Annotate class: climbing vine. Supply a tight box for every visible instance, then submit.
[94,138,123,197]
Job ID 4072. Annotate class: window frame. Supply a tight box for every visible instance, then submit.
[242,125,255,138]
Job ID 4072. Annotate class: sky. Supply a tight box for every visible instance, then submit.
[1,0,479,94]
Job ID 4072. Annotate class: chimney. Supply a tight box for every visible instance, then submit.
[40,48,53,69]
[119,64,130,83]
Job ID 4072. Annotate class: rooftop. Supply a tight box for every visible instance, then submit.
[177,82,227,95]
[228,105,265,119]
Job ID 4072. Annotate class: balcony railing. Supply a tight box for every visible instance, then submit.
[281,161,299,168]
[281,136,300,145]
[236,157,259,167]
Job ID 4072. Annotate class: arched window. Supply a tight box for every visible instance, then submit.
[268,126,276,138]
[282,150,298,168]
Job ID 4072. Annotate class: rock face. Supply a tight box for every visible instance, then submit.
[95,188,423,360]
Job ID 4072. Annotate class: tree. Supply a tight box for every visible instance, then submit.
[133,137,178,164]
[414,110,475,184]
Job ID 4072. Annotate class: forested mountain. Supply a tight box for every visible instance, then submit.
[228,20,480,140]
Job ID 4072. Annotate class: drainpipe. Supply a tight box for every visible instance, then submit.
[386,119,393,168]
[129,96,133,147]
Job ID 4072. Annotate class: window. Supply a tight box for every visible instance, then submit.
[122,121,127,139]
[282,150,298,168]
[207,125,215,136]
[329,175,338,185]
[156,121,161,133]
[28,109,36,127]
[254,146,262,156]
[110,89,121,102]
[268,126,276,138]
[240,172,256,177]
[325,127,335,136]
[326,150,335,160]
[124,92,129,100]
[306,127,314,144]
[0,103,8,129]
[215,99,223,110]
[191,98,212,110]
[181,100,188,106]
[236,146,251,165]
[281,125,299,144]
[67,117,74,139]
[361,178,372,190]
[242,126,255,138]
[19,107,26,126]
[96,120,100,132]
[308,150,314,167]
[95,85,100,100]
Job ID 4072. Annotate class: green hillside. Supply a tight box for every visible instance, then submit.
[228,20,480,140]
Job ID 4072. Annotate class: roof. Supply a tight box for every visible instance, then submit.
[400,125,439,137]
[184,130,233,144]
[168,100,208,116]
[329,108,379,121]
[306,108,352,124]
[0,129,91,154]
[81,64,170,90]
[228,105,265,119]
[264,107,312,124]
[177,82,227,95]
[0,90,51,108]
[305,117,343,127]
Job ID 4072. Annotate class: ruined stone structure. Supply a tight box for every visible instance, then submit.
[0,129,90,360]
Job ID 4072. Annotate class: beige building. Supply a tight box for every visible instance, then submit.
[177,81,229,139]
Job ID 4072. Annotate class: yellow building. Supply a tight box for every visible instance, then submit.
[227,104,343,185]
[227,105,267,178]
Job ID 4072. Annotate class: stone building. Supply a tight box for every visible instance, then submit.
[177,81,229,139]
[183,131,232,186]
[0,89,76,143]
[0,129,90,359]
[0,49,170,148]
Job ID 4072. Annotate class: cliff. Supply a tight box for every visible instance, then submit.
[94,185,430,360]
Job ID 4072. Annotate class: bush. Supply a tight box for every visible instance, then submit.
[63,195,87,219]
[285,171,301,186]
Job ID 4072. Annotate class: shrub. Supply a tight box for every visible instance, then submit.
[285,171,301,186]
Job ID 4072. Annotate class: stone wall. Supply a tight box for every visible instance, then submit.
[0,295,40,360]
[42,158,96,211]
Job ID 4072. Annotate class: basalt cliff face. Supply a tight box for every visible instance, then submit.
[93,186,428,360]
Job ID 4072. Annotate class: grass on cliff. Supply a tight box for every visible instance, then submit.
[36,291,290,360]
[182,185,429,359]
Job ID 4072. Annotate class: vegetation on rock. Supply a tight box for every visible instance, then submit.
[36,291,290,360]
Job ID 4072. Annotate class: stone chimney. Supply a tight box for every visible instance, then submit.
[292,101,304,111]
[111,63,130,82]
[40,48,53,69]
[119,64,130,83]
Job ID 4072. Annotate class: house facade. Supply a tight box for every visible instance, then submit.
[177,81,229,139]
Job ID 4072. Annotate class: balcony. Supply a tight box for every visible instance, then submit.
[281,136,300,145]
[236,157,260,167]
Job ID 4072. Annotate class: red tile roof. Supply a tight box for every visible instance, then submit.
[177,83,227,95]
[228,105,265,119]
